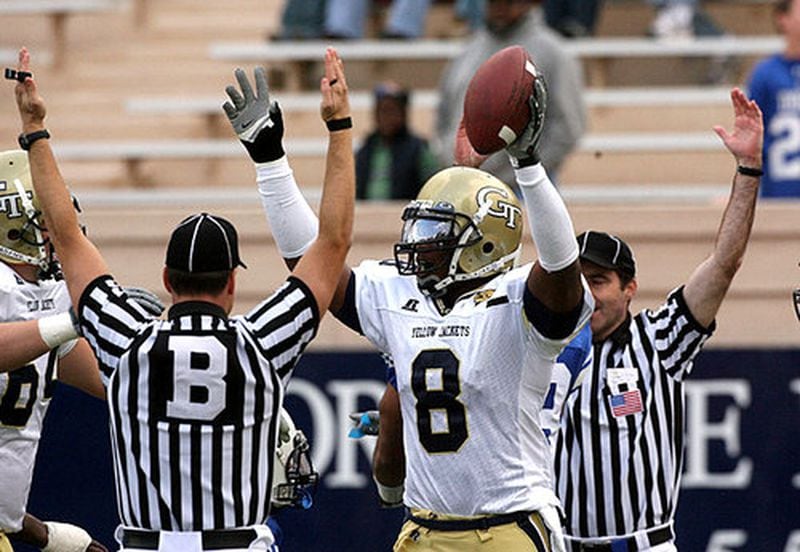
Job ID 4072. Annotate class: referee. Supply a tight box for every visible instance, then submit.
[554,88,763,551]
[12,47,353,551]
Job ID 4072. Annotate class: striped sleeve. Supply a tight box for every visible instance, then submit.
[77,275,153,384]
[645,286,715,381]
[241,276,319,381]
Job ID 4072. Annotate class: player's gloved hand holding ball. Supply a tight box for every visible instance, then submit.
[505,74,548,168]
[223,67,285,163]
[460,45,548,168]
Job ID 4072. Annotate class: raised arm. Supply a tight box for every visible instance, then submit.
[292,49,354,314]
[456,77,588,335]
[683,88,763,328]
[13,48,109,308]
[224,48,354,317]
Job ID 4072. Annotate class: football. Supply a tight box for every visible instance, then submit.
[463,45,540,155]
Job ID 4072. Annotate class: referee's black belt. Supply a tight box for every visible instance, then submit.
[406,510,536,531]
[568,526,673,552]
[121,528,257,550]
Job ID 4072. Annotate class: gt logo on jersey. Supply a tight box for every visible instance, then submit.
[476,186,521,229]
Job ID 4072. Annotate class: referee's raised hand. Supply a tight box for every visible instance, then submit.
[713,87,763,168]
[320,47,351,125]
[13,47,46,134]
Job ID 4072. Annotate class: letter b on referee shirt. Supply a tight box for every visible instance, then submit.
[166,336,227,420]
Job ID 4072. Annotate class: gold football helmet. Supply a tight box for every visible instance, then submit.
[0,150,48,269]
[394,166,523,297]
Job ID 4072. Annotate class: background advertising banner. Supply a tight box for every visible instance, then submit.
[20,350,800,551]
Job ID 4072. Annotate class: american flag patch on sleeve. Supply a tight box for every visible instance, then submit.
[609,389,643,417]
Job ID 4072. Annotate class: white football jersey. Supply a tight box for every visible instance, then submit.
[354,260,593,516]
[0,263,73,532]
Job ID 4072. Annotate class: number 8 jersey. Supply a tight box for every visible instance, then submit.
[0,262,74,532]
[351,260,592,516]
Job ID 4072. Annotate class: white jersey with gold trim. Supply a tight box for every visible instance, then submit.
[353,260,592,516]
[0,262,73,532]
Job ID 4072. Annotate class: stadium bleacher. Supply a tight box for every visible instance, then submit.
[0,0,796,347]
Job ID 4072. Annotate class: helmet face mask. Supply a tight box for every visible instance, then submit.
[393,166,523,298]
[0,150,49,270]
[394,200,481,294]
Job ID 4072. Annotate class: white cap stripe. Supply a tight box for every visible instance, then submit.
[188,216,203,273]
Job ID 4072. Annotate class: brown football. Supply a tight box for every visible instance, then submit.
[463,45,539,155]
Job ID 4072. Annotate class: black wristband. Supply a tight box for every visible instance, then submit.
[326,117,353,132]
[18,129,50,151]
[737,165,763,177]
[515,155,540,169]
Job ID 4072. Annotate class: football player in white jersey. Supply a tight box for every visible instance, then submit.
[226,67,593,551]
[0,149,109,552]
[348,323,592,512]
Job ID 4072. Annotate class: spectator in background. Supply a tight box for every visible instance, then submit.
[544,0,603,37]
[648,0,695,38]
[456,0,605,36]
[435,0,586,188]
[274,0,326,39]
[356,82,439,200]
[648,0,725,39]
[455,0,486,30]
[325,0,432,39]
[747,0,800,198]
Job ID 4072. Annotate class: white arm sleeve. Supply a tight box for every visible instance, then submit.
[515,163,578,272]
[255,156,319,258]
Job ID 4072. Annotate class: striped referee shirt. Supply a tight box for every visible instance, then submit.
[77,274,318,531]
[553,286,714,540]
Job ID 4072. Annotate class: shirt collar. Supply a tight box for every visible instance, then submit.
[168,300,227,320]
[599,312,632,347]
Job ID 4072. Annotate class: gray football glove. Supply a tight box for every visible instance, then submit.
[123,286,165,318]
[506,72,548,168]
[223,67,285,163]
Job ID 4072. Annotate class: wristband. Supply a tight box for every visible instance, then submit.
[326,117,352,132]
[374,476,404,507]
[43,522,92,552]
[737,165,763,177]
[38,312,79,349]
[18,129,50,151]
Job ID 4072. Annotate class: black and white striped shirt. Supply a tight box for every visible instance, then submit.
[78,275,318,531]
[554,287,713,540]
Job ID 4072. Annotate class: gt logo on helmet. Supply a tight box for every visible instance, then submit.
[476,186,521,230]
[0,180,30,219]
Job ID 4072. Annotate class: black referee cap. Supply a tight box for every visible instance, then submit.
[166,213,247,273]
[577,230,636,278]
